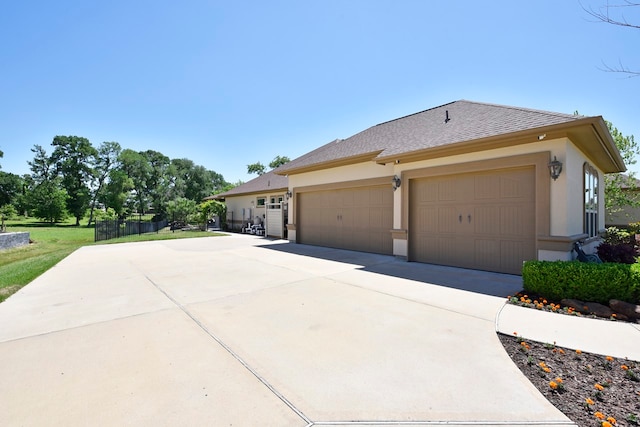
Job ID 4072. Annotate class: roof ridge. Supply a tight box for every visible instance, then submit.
[374,100,459,127]
[460,99,583,120]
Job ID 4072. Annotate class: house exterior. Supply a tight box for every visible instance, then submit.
[274,100,625,275]
[212,170,289,237]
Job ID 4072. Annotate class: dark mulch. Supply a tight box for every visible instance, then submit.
[499,332,640,427]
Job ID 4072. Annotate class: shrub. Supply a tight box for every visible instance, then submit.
[597,242,638,264]
[602,226,632,245]
[522,261,640,304]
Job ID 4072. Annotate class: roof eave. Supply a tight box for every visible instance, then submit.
[210,186,289,200]
[274,151,383,176]
[374,117,626,173]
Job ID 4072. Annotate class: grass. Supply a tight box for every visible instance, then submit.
[0,216,220,302]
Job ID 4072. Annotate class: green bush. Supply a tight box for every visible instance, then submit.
[522,260,640,304]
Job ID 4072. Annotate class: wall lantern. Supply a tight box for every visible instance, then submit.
[285,190,293,200]
[548,156,563,181]
[392,175,401,191]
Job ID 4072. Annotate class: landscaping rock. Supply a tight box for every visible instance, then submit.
[560,298,586,311]
[560,299,614,318]
[609,299,640,320]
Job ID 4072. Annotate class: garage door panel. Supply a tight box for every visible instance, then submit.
[298,185,393,255]
[500,205,533,237]
[410,167,535,275]
[474,175,500,200]
[473,206,500,235]
[438,207,459,233]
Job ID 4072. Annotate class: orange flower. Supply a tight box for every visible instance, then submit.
[585,397,595,405]
[602,422,613,427]
[594,411,605,419]
[555,377,563,384]
[576,349,582,355]
[621,365,629,370]
[607,416,617,424]
[549,381,558,389]
[558,349,565,354]
[594,383,605,391]
[606,356,613,362]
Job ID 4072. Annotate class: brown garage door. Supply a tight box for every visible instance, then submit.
[409,167,535,274]
[298,185,393,255]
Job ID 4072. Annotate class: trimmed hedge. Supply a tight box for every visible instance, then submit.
[522,260,640,305]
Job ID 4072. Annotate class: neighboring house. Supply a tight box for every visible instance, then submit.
[605,175,640,228]
[273,100,625,275]
[211,170,289,237]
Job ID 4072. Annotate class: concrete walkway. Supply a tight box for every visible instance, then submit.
[0,234,577,426]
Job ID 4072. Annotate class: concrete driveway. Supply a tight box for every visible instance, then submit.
[0,234,574,426]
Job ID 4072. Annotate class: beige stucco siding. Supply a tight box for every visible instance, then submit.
[224,192,286,231]
[287,135,608,267]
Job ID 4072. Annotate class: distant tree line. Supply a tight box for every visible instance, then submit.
[0,136,238,225]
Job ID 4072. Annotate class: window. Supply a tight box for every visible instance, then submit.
[256,197,266,207]
[584,163,599,238]
[268,195,284,209]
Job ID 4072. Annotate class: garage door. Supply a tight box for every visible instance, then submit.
[297,185,393,255]
[409,167,535,274]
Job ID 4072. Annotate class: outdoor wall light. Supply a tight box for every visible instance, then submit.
[548,156,563,181]
[392,175,401,191]
[285,190,292,200]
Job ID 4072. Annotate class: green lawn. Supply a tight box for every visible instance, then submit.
[0,217,220,302]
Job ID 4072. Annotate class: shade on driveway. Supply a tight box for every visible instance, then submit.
[0,235,573,426]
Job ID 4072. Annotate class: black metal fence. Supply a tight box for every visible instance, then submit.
[94,217,169,242]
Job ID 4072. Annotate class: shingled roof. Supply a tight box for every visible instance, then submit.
[210,169,288,199]
[276,100,624,174]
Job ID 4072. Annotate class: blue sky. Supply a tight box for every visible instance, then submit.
[0,1,638,183]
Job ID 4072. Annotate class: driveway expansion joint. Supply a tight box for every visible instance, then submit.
[141,272,312,425]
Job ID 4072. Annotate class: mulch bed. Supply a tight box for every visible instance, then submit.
[499,330,640,426]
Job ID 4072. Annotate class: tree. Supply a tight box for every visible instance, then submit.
[269,155,290,169]
[0,204,17,231]
[248,155,290,176]
[28,145,56,184]
[0,148,3,169]
[51,136,97,226]
[0,172,24,207]
[583,1,640,77]
[87,141,121,225]
[247,162,266,176]
[604,121,640,215]
[166,197,198,224]
[142,150,172,216]
[28,179,68,223]
[198,199,226,228]
[119,149,152,214]
[100,169,133,218]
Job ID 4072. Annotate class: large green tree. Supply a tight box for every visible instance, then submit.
[269,155,290,169]
[99,169,133,218]
[171,158,229,201]
[605,121,639,216]
[28,145,56,184]
[0,171,23,207]
[87,141,121,225]
[28,179,68,223]
[51,136,97,225]
[119,149,152,214]
[142,150,172,216]
[248,155,290,176]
